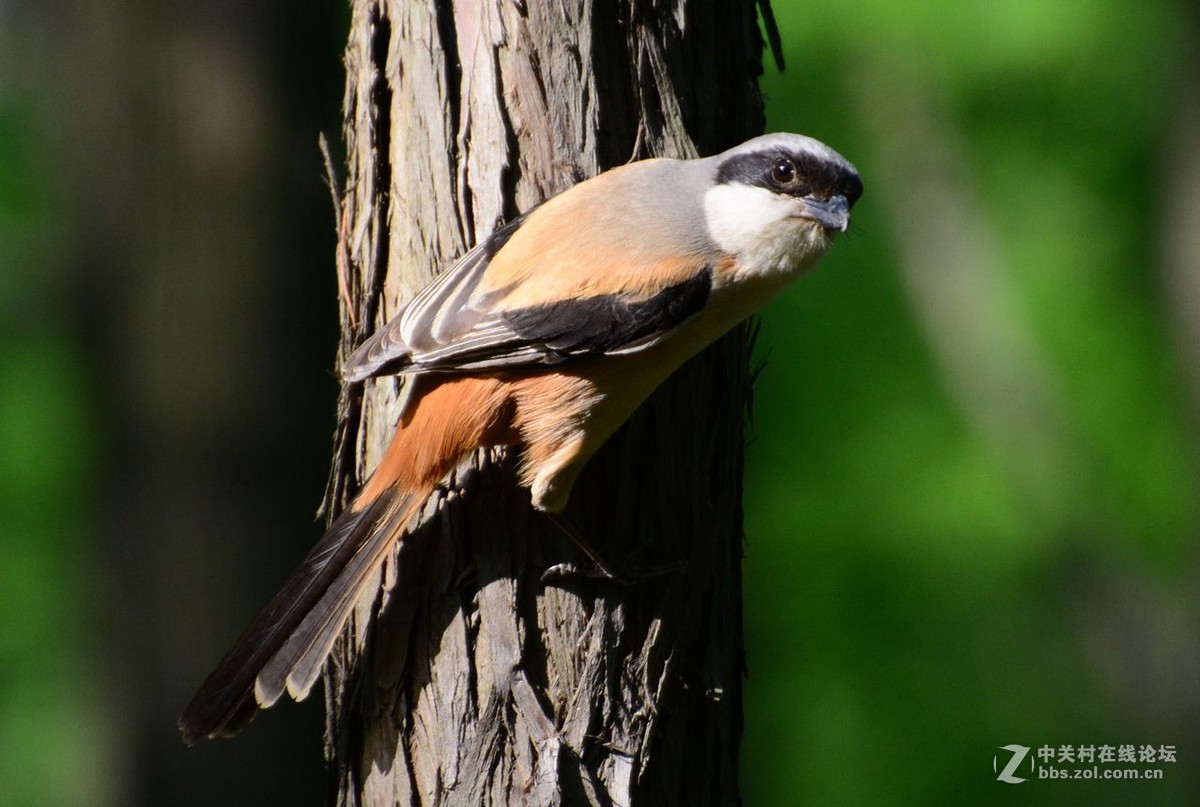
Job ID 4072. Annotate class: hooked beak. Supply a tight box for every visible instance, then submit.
[796,194,851,233]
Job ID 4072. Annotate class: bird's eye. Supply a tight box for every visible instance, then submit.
[771,158,796,185]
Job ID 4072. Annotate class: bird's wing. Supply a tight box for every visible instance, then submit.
[343,167,713,382]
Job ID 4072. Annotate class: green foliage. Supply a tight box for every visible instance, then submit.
[743,1,1197,803]
[0,89,103,805]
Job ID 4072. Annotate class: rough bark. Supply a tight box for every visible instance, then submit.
[323,2,767,804]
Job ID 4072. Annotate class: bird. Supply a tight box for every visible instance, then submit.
[179,132,862,743]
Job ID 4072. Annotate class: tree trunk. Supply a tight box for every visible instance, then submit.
[324,2,767,804]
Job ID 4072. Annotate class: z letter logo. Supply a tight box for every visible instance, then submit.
[994,745,1031,783]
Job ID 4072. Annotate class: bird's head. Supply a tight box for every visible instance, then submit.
[704,133,862,279]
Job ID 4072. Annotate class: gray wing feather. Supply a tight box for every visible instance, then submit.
[341,226,521,382]
[342,217,711,383]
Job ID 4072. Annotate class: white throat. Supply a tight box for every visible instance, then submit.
[704,183,830,282]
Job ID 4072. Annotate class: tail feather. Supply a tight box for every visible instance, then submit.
[180,376,511,744]
[265,491,420,705]
[178,486,426,744]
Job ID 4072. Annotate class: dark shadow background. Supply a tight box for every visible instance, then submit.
[4,1,341,804]
[1,1,1197,805]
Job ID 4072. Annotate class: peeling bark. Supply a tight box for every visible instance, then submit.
[323,2,767,804]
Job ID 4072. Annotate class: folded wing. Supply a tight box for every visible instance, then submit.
[343,169,715,383]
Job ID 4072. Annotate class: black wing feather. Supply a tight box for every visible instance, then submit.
[501,269,711,357]
[341,211,713,382]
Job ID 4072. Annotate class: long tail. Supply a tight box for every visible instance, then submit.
[179,376,511,744]
[178,483,430,743]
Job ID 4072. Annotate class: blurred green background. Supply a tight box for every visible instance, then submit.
[2,1,1196,805]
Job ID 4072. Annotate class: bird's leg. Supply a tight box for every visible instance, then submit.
[540,511,687,585]
[541,511,629,584]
